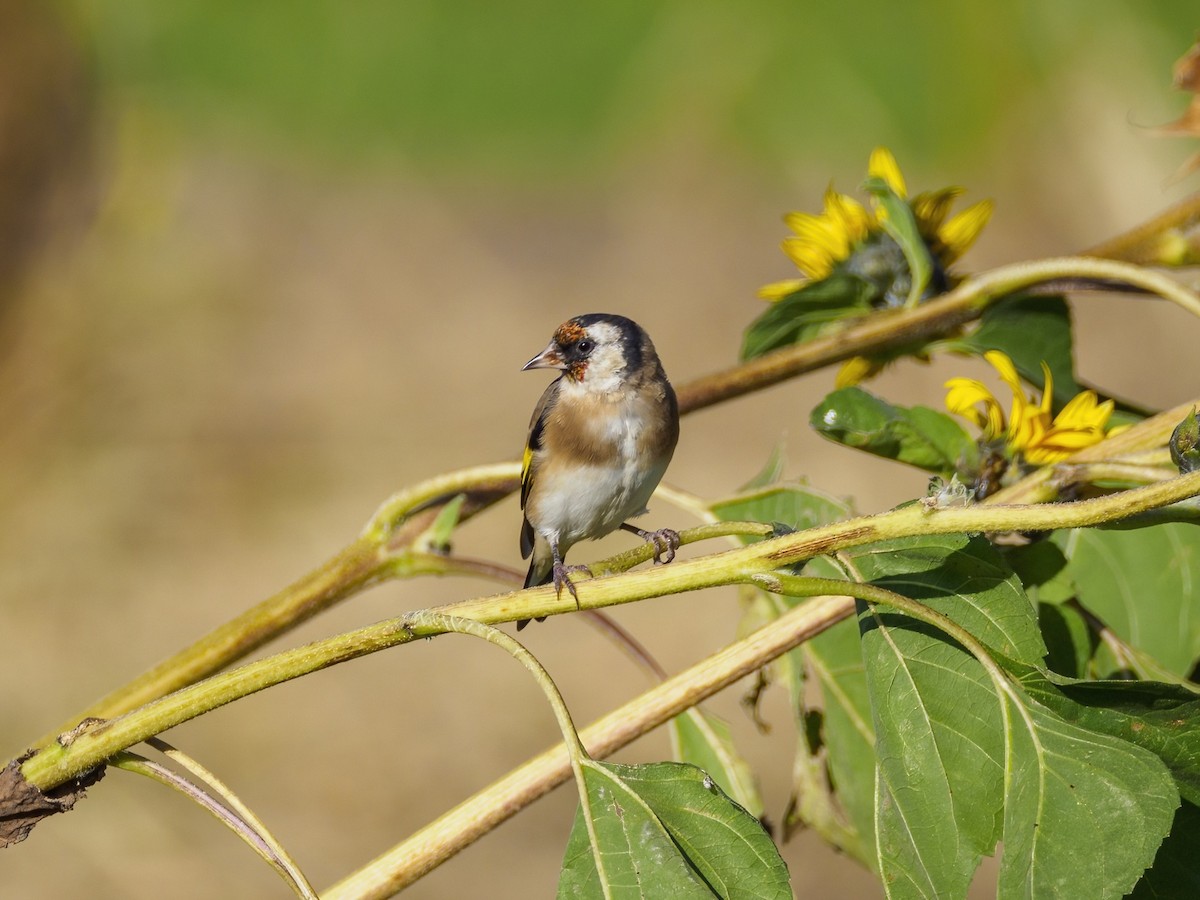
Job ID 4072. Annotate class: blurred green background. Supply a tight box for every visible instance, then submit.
[2,2,1197,898]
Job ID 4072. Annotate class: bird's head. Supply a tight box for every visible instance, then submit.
[522,314,655,392]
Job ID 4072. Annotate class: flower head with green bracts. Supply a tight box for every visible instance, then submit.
[747,148,994,387]
[945,350,1118,466]
[759,147,994,305]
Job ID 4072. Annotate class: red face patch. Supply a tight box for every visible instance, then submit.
[554,321,587,345]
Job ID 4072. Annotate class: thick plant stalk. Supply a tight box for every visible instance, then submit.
[20,470,1200,792]
[29,257,1200,751]
[322,593,856,899]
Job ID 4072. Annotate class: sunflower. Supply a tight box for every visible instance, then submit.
[944,350,1117,466]
[759,147,993,303]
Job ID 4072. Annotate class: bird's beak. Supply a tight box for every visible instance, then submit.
[522,341,565,371]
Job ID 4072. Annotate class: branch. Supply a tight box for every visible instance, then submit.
[18,470,1200,792]
[677,256,1200,414]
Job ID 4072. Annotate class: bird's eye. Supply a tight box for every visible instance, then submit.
[576,339,594,354]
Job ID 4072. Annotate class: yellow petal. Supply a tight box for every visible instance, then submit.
[1010,407,1049,454]
[911,187,963,234]
[945,377,1005,437]
[757,278,807,301]
[1023,445,1073,466]
[784,210,822,236]
[868,147,907,197]
[938,199,994,262]
[1053,392,1114,431]
[1038,362,1054,417]
[824,187,873,246]
[982,350,1028,442]
[836,356,879,387]
[783,235,837,280]
[983,350,1020,388]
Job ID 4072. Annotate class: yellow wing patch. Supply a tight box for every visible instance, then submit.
[520,443,534,509]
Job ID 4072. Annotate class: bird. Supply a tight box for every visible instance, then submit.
[518,313,680,628]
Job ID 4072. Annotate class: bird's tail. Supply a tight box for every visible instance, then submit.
[523,554,553,589]
[518,552,553,630]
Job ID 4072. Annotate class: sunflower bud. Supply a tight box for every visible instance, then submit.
[1169,407,1200,474]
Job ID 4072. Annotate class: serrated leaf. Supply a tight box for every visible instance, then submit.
[811,387,978,474]
[995,687,1178,900]
[558,761,790,899]
[670,709,763,818]
[1015,669,1200,805]
[848,534,1047,666]
[741,273,877,360]
[800,535,1043,878]
[862,175,933,308]
[851,535,1178,899]
[953,294,1083,409]
[1055,524,1200,676]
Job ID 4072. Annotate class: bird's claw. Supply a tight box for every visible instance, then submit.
[552,562,592,608]
[645,527,680,565]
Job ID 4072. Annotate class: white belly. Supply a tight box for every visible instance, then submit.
[536,456,668,548]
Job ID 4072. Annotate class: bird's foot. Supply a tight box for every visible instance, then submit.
[622,524,680,564]
[552,562,592,608]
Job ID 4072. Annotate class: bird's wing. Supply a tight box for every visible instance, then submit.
[520,378,561,559]
[521,378,560,510]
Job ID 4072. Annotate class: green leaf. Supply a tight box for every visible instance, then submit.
[670,709,763,818]
[558,761,791,899]
[848,534,1047,666]
[738,442,787,491]
[1129,800,1200,900]
[798,607,876,864]
[808,536,1044,883]
[862,175,933,308]
[709,482,851,543]
[741,273,877,360]
[811,387,978,474]
[424,493,465,551]
[1016,670,1200,806]
[1002,540,1074,605]
[1055,524,1200,677]
[954,294,1083,409]
[708,481,868,858]
[1036,602,1096,679]
[853,535,1176,898]
[994,687,1178,900]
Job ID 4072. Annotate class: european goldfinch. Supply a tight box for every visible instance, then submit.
[518,314,680,627]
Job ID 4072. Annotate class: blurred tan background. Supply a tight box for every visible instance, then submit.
[2,2,1198,897]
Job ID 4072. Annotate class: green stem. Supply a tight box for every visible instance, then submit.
[321,593,856,899]
[362,463,520,546]
[676,256,1200,414]
[403,612,607,881]
[112,743,318,900]
[21,470,1200,791]
[404,613,588,764]
[1082,191,1200,263]
[33,258,1198,750]
[33,464,522,748]
[1057,462,1175,486]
